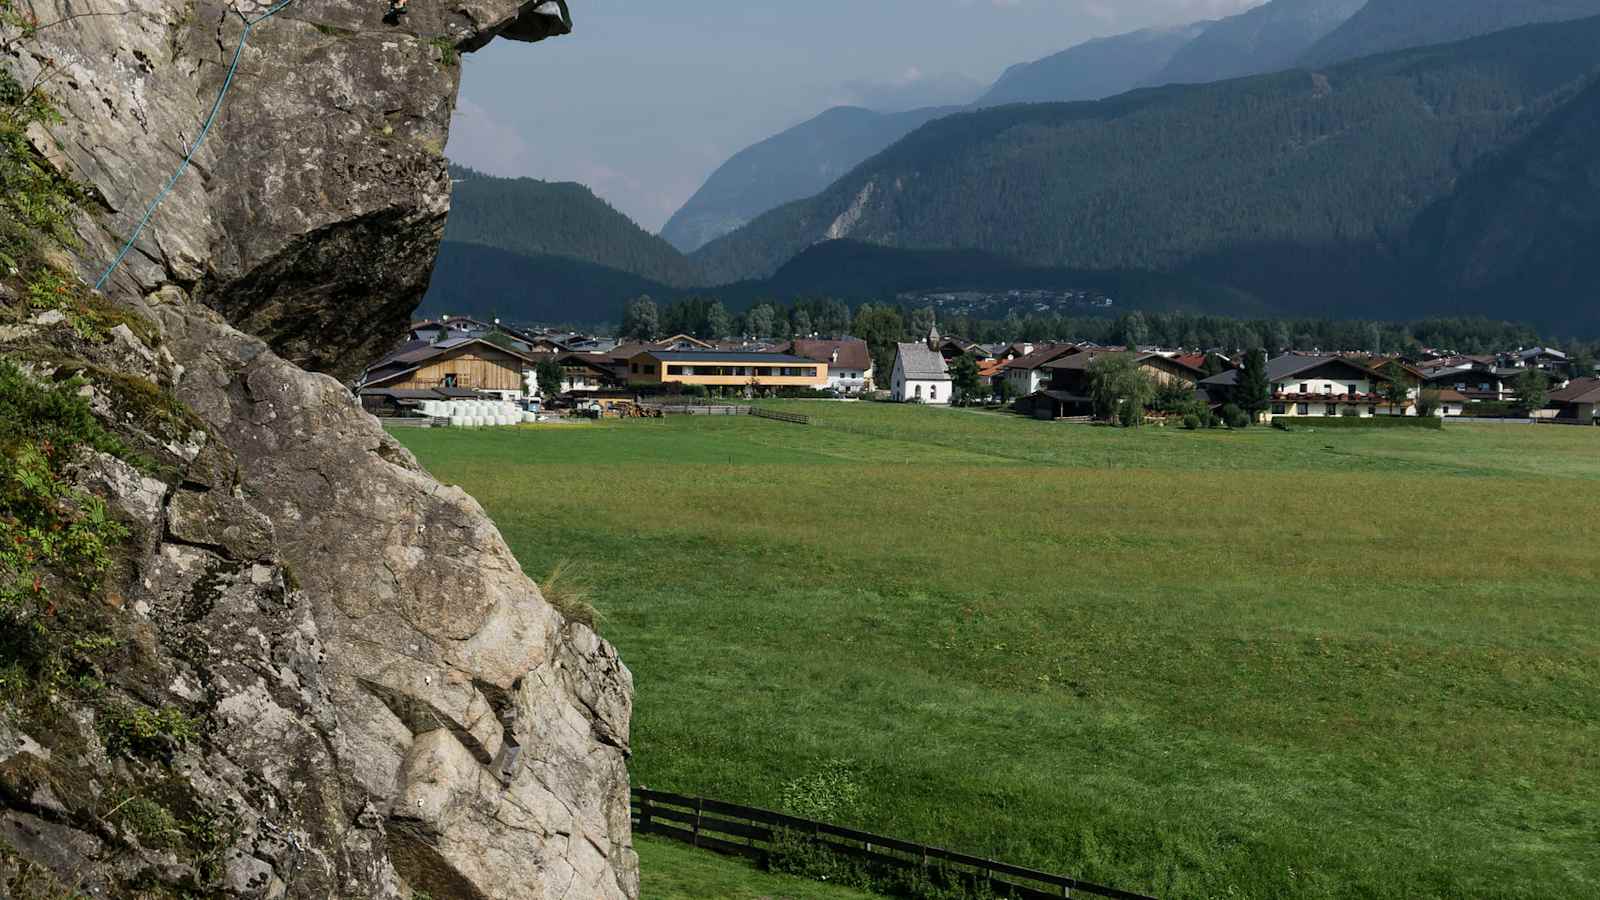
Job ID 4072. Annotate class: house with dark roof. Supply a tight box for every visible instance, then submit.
[784,339,875,394]
[1200,355,1400,421]
[890,341,952,404]
[999,344,1080,398]
[623,349,828,390]
[1013,350,1203,420]
[1543,377,1600,424]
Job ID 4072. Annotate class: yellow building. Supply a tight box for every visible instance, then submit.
[625,350,828,389]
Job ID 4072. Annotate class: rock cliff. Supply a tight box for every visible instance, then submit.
[0,1,638,898]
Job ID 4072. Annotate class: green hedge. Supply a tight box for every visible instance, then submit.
[1274,416,1442,431]
[1456,401,1530,418]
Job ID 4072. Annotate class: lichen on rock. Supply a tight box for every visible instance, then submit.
[1,1,636,897]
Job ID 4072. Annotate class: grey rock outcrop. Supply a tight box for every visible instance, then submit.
[1,1,636,898]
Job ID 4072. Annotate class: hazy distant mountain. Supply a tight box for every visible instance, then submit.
[977,23,1210,107]
[1301,0,1600,66]
[658,106,957,254]
[444,166,698,287]
[690,17,1600,332]
[1150,0,1366,85]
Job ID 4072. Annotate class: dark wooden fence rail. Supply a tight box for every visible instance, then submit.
[750,407,811,425]
[631,788,1155,900]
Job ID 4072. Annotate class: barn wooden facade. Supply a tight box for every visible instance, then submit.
[357,338,533,393]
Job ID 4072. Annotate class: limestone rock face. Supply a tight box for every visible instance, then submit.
[1,0,637,898]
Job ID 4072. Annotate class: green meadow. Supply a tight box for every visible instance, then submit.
[393,406,1600,900]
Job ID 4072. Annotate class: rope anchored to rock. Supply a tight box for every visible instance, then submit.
[94,0,298,292]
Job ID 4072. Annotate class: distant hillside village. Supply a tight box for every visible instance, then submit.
[352,314,1599,428]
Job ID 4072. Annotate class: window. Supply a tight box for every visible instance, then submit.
[1299,383,1308,394]
[1322,384,1332,394]
[1296,403,1309,416]
[1368,405,1377,416]
[1272,403,1287,415]
[644,364,657,375]
[443,373,458,388]
[1347,384,1358,396]
[668,365,686,376]
[1324,403,1338,416]
[929,386,938,400]
[630,363,639,374]
[915,385,923,399]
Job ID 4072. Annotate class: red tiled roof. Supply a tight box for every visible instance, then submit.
[785,339,872,371]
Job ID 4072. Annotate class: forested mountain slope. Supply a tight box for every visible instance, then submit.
[977,24,1209,107]
[445,166,699,286]
[1408,74,1600,334]
[1149,0,1365,85]
[690,17,1600,327]
[1302,0,1600,67]
[658,106,957,253]
[420,241,670,323]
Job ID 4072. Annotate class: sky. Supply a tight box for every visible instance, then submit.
[446,0,1264,234]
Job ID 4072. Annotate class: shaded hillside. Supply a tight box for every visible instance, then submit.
[977,24,1209,107]
[1150,0,1365,85]
[446,165,698,286]
[1408,74,1600,334]
[420,240,669,322]
[743,240,1269,316]
[691,17,1600,327]
[1302,0,1600,67]
[658,105,958,253]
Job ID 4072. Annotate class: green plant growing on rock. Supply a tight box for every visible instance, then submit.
[0,360,133,703]
[97,702,200,763]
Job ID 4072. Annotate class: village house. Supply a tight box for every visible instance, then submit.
[890,340,952,404]
[1505,346,1569,374]
[785,339,875,394]
[1542,377,1600,424]
[999,343,1080,397]
[623,349,829,390]
[1014,350,1203,419]
[1419,359,1519,403]
[548,352,624,394]
[1200,355,1397,421]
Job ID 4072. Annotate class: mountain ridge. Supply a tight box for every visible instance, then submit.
[688,16,1600,332]
[445,165,698,287]
[658,105,959,253]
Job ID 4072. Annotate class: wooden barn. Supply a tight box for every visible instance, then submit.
[356,337,535,393]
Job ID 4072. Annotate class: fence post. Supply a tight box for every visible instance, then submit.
[637,790,652,834]
[693,796,703,848]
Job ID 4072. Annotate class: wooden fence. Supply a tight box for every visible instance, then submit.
[750,407,811,425]
[631,788,1155,900]
[645,403,748,416]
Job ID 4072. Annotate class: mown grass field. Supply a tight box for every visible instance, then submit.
[393,406,1600,900]
[637,837,873,899]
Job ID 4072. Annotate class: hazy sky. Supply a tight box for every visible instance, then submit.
[447,0,1263,233]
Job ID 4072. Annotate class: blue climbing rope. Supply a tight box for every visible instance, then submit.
[94,0,299,292]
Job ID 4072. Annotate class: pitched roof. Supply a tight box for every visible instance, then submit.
[1200,355,1382,387]
[895,342,951,380]
[1044,350,1205,377]
[786,339,872,371]
[359,337,539,387]
[1002,343,1079,371]
[1550,377,1600,404]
